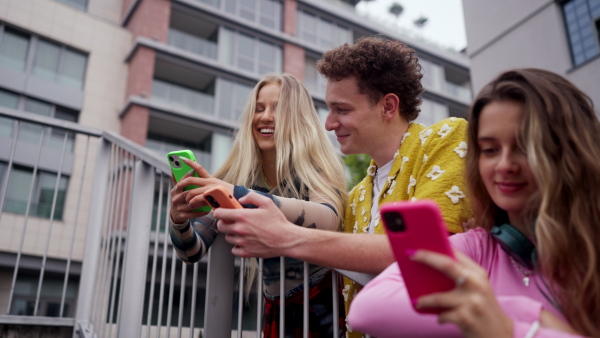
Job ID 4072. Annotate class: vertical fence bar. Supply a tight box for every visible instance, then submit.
[177,263,187,338]
[303,262,309,338]
[74,137,111,334]
[34,131,69,316]
[256,258,264,338]
[189,263,198,338]
[236,258,245,338]
[7,127,45,314]
[157,190,173,338]
[166,250,177,338]
[60,136,91,318]
[117,159,154,338]
[96,145,120,338]
[106,148,127,338]
[115,153,138,333]
[279,257,285,338]
[147,173,164,338]
[203,234,235,337]
[332,270,339,338]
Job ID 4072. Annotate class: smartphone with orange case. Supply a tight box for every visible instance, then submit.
[380,200,456,314]
[203,186,243,209]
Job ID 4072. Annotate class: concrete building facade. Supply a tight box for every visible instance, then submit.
[462,0,600,110]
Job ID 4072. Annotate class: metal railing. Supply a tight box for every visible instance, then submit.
[0,106,372,338]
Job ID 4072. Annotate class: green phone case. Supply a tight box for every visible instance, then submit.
[167,149,211,212]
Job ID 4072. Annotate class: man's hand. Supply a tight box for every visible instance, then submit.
[213,192,299,258]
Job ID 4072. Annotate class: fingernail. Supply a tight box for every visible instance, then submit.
[173,186,178,192]
[187,169,194,175]
[405,249,417,257]
[179,156,190,161]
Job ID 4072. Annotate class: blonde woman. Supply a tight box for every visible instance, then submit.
[169,73,347,336]
[348,69,600,337]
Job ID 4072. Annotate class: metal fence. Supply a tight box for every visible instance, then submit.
[0,107,371,338]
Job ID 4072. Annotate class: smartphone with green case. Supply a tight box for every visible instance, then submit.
[167,149,211,212]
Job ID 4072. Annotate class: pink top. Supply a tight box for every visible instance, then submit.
[347,228,582,337]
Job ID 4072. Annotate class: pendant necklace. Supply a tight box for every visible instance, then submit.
[262,169,275,190]
[510,257,533,286]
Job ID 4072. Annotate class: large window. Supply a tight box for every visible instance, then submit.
[563,0,600,66]
[304,57,327,96]
[9,273,78,317]
[0,88,78,152]
[216,78,253,122]
[0,28,29,71]
[219,28,282,75]
[56,0,88,11]
[0,163,69,220]
[297,10,352,49]
[0,25,88,89]
[218,0,282,30]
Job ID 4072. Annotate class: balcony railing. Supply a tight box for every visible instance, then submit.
[151,79,215,117]
[0,106,372,337]
[167,29,218,60]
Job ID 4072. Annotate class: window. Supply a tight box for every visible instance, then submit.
[0,28,29,71]
[56,0,88,11]
[219,28,282,75]
[416,99,449,127]
[216,78,252,122]
[1,164,69,220]
[33,40,87,89]
[563,0,600,66]
[222,0,282,30]
[0,25,88,89]
[9,274,78,317]
[0,89,78,152]
[297,10,353,49]
[304,57,327,95]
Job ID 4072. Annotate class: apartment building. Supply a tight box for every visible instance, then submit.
[0,0,471,333]
[462,0,600,108]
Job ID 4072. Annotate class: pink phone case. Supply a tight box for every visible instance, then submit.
[203,186,243,210]
[380,200,455,314]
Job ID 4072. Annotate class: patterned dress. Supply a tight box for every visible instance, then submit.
[342,118,473,338]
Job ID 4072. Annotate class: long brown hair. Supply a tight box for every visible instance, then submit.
[466,68,600,336]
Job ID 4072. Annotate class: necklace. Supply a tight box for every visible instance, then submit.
[510,257,534,286]
[262,169,275,190]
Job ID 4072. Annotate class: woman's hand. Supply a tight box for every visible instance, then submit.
[411,250,513,338]
[169,157,234,224]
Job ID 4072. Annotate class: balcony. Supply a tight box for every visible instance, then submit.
[151,79,215,117]
[167,29,218,61]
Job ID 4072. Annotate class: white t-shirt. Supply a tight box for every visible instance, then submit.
[369,159,394,233]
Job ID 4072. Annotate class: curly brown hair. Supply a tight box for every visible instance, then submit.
[317,36,423,121]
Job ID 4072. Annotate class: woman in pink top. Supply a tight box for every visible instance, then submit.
[347,69,600,337]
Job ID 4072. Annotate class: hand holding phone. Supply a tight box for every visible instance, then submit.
[167,149,211,212]
[203,186,243,210]
[380,200,455,314]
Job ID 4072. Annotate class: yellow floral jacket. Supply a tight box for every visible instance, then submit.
[343,118,473,338]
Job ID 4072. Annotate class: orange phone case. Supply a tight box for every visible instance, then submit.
[203,186,243,209]
[380,200,455,314]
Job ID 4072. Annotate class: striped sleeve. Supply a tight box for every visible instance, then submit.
[168,214,218,263]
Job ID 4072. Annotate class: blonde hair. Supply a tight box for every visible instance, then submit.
[466,68,600,336]
[214,73,347,295]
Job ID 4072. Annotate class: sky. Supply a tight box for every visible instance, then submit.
[356,0,467,51]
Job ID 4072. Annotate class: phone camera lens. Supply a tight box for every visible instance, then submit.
[206,195,220,208]
[383,211,406,232]
[174,161,180,166]
[169,155,174,162]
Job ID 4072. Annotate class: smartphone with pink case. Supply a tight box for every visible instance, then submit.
[380,200,456,314]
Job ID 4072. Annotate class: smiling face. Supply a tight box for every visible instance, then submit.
[252,83,280,154]
[477,100,538,226]
[324,76,384,158]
